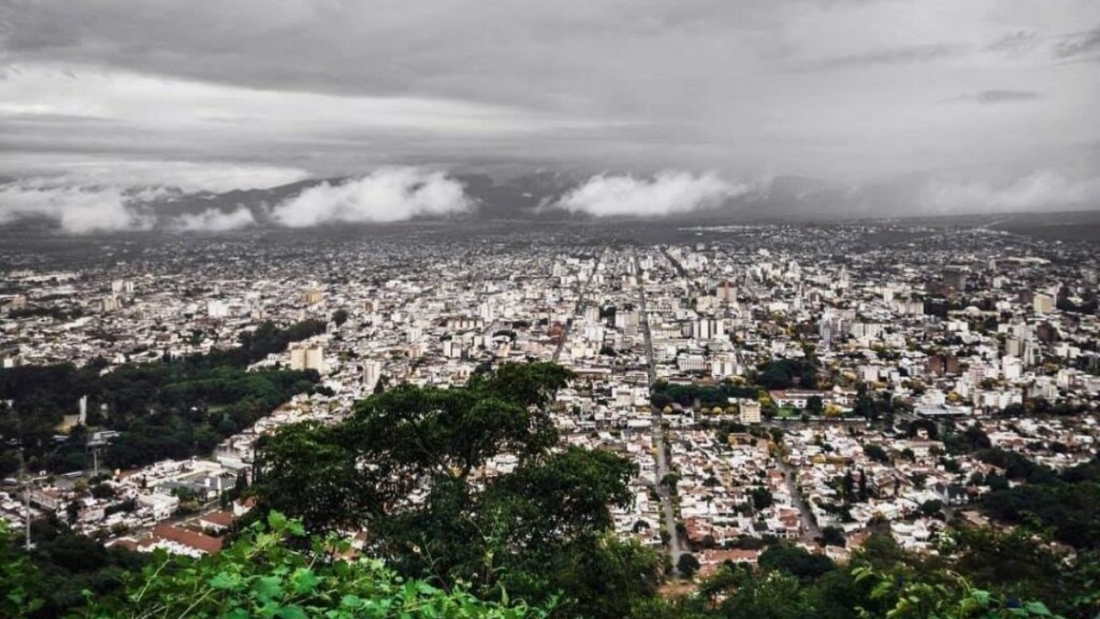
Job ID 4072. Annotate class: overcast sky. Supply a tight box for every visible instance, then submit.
[2,0,1099,212]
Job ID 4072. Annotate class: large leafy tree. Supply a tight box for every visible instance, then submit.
[254,362,657,618]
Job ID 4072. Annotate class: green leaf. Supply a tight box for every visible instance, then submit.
[291,568,321,594]
[210,571,243,591]
[1023,602,1053,617]
[277,604,309,619]
[268,510,289,531]
[254,575,284,603]
[340,594,364,609]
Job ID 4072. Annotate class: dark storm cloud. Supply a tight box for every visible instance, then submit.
[0,0,773,109]
[1052,24,1100,59]
[0,0,1098,204]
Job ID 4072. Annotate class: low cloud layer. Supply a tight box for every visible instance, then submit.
[0,157,309,194]
[921,170,1100,213]
[0,159,309,233]
[170,207,256,232]
[556,172,744,217]
[0,165,473,233]
[270,168,473,227]
[0,182,153,233]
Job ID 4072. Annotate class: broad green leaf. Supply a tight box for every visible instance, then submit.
[291,568,321,594]
[277,604,309,619]
[1024,601,1053,616]
[254,575,285,603]
[268,510,289,531]
[210,572,243,591]
[340,594,364,609]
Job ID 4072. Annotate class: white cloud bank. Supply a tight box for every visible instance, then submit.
[0,157,309,194]
[270,168,473,227]
[170,207,257,232]
[0,159,309,233]
[0,183,153,233]
[921,170,1100,213]
[556,172,745,217]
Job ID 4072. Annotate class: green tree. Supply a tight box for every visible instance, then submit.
[79,511,548,619]
[0,523,44,617]
[852,565,1064,619]
[919,499,944,517]
[254,362,656,619]
[718,570,814,619]
[758,544,834,582]
[820,526,846,548]
[331,309,349,327]
[677,553,701,579]
[750,487,774,510]
[863,444,889,464]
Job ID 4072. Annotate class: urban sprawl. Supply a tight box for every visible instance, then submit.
[1,222,1097,577]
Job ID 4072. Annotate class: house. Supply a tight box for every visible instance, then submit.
[932,482,969,506]
[29,487,65,511]
[697,549,761,577]
[138,493,180,521]
[146,523,223,556]
[198,510,237,533]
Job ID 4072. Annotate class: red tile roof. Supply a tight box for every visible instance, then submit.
[200,511,236,528]
[152,523,223,554]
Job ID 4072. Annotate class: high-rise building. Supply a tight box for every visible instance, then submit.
[1023,340,1041,367]
[692,319,711,341]
[718,280,737,303]
[1033,293,1055,314]
[443,339,464,358]
[584,304,600,323]
[363,361,383,390]
[207,300,230,319]
[290,344,325,373]
[943,266,968,292]
[740,400,762,424]
[710,353,739,380]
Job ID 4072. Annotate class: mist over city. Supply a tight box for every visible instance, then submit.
[1,2,1099,619]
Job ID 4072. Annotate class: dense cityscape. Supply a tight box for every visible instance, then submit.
[3,0,1099,615]
[1,219,1097,617]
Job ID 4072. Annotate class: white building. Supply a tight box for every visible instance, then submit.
[290,344,325,373]
[740,400,762,424]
